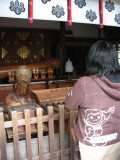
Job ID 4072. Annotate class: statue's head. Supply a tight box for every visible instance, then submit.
[16,65,32,84]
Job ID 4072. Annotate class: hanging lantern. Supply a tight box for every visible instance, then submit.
[67,0,72,26]
[28,0,33,23]
[99,0,103,28]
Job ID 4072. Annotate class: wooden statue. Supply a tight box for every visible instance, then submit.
[0,58,61,79]
[4,65,36,112]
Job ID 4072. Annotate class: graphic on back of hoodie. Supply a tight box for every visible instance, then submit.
[83,107,118,146]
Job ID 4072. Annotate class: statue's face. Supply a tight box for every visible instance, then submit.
[17,74,31,84]
[15,66,32,95]
[16,77,31,95]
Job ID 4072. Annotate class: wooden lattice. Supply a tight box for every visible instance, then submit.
[0,105,79,160]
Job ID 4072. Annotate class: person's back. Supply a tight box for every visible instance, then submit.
[66,40,120,160]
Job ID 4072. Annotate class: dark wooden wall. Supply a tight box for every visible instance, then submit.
[0,28,60,67]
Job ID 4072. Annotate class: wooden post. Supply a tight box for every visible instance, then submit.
[70,110,75,160]
[12,111,20,160]
[36,108,44,160]
[47,106,55,160]
[60,47,63,74]
[58,104,65,160]
[59,22,65,75]
[0,112,7,160]
[25,109,32,160]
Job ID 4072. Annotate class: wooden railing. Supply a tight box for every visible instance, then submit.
[0,105,79,160]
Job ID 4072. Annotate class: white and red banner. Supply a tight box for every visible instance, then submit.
[0,0,120,27]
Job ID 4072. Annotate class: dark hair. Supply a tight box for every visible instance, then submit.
[86,40,120,77]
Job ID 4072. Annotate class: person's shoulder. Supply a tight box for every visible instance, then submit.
[75,76,96,88]
[77,76,93,83]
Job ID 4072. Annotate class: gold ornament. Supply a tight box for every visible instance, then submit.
[2,47,7,58]
[17,45,30,59]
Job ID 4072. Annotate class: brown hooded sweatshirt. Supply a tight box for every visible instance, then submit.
[66,75,120,146]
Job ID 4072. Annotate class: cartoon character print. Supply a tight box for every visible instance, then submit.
[83,107,115,146]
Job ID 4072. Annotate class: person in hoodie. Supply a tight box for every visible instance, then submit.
[66,40,120,160]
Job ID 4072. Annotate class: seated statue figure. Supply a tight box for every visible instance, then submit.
[4,65,36,112]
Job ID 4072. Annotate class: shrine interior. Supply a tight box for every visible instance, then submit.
[1,1,120,159]
[0,18,120,106]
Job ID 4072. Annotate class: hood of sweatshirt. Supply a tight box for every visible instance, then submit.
[91,75,120,101]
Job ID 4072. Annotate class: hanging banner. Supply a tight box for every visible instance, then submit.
[99,0,103,28]
[0,0,120,27]
[28,0,33,23]
[67,0,72,26]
